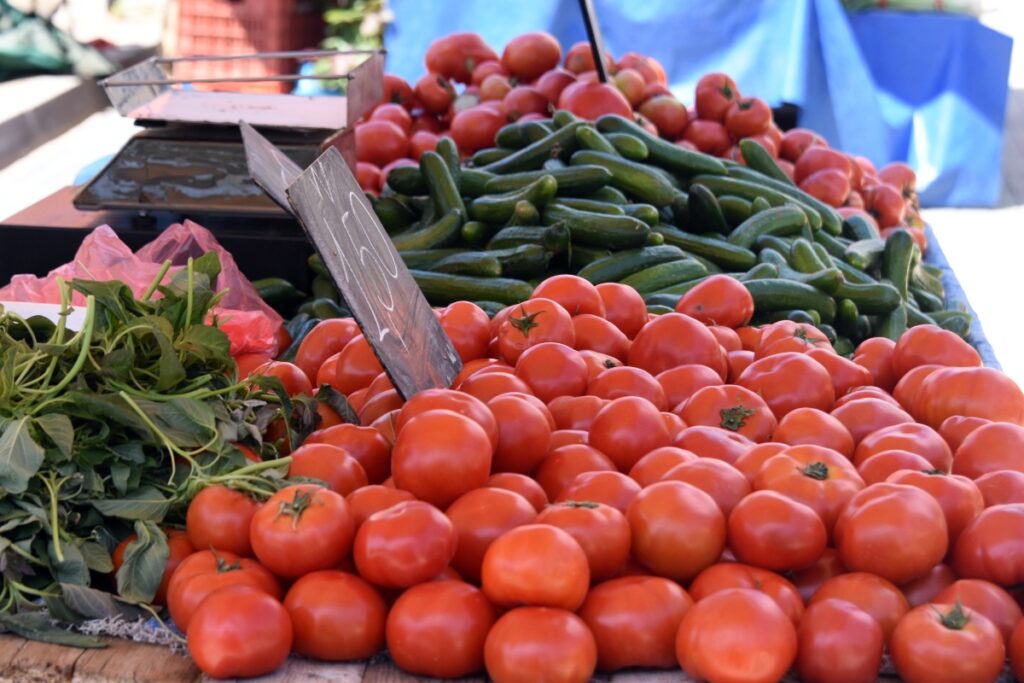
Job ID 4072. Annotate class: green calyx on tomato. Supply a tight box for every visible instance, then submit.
[720,405,755,431]
[924,469,945,476]
[510,306,543,337]
[212,552,243,574]
[802,462,830,481]
[719,84,735,99]
[273,488,315,530]
[934,600,972,631]
[562,500,601,509]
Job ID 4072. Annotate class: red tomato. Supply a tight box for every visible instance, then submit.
[588,366,666,409]
[535,67,577,102]
[414,73,456,114]
[355,119,409,168]
[484,607,597,683]
[547,394,606,431]
[682,119,731,155]
[371,103,412,133]
[790,548,846,604]
[865,183,907,228]
[710,325,742,353]
[756,320,833,358]
[392,409,492,508]
[726,349,755,383]
[513,342,588,403]
[535,444,616,501]
[306,423,392,485]
[612,68,646,106]
[795,146,854,183]
[250,484,354,578]
[638,95,689,139]
[627,481,726,581]
[438,300,490,363]
[571,314,630,360]
[800,168,851,207]
[485,394,553,474]
[1012,619,1024,682]
[531,274,605,316]
[579,576,692,671]
[445,487,537,583]
[658,364,724,409]
[408,130,440,160]
[563,40,614,74]
[386,581,496,678]
[471,59,507,85]
[396,388,497,447]
[284,571,386,662]
[628,313,727,378]
[187,586,291,678]
[853,337,898,391]
[855,422,952,472]
[345,485,415,530]
[835,483,948,584]
[288,443,368,495]
[628,446,698,487]
[772,407,855,457]
[953,421,1024,479]
[536,501,631,580]
[689,562,804,625]
[780,127,826,161]
[425,32,498,84]
[858,450,934,485]
[355,161,381,194]
[459,371,533,402]
[482,524,590,609]
[556,469,640,511]
[676,588,797,683]
[112,530,194,605]
[796,599,884,683]
[186,485,259,557]
[449,106,505,154]
[672,425,753,465]
[251,360,312,396]
[588,396,672,472]
[890,602,1005,683]
[952,504,1024,587]
[661,458,750,517]
[917,366,1024,428]
[975,470,1024,506]
[901,563,957,607]
[893,324,981,379]
[674,274,754,328]
[496,298,575,364]
[806,347,874,399]
[725,97,772,137]
[502,32,561,81]
[933,578,1023,644]
[479,73,512,101]
[831,397,914,445]
[354,500,456,588]
[379,73,415,108]
[733,441,787,484]
[679,384,777,443]
[332,335,383,395]
[167,550,281,633]
[754,444,863,537]
[558,81,632,120]
[728,490,826,571]
[809,571,909,643]
[939,415,992,453]
[596,282,647,338]
[737,352,835,419]
[695,72,740,121]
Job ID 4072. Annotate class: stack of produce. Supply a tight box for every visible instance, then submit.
[168,272,1024,682]
[351,31,923,236]
[317,108,965,351]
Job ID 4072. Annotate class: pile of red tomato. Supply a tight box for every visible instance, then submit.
[161,273,1024,682]
[352,31,923,247]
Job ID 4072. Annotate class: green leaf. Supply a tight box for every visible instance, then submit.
[0,417,45,493]
[0,612,106,649]
[79,542,114,574]
[115,522,168,603]
[65,392,153,440]
[34,414,74,459]
[90,486,170,522]
[316,384,360,425]
[109,461,131,496]
[138,317,186,391]
[134,397,215,448]
[177,324,231,362]
[49,540,90,586]
[59,584,149,622]
[191,252,222,283]
[99,348,133,381]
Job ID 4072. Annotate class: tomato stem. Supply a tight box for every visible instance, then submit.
[719,405,755,431]
[802,462,830,480]
[509,305,543,338]
[274,488,314,530]
[934,600,971,631]
[924,468,945,476]
[562,500,600,509]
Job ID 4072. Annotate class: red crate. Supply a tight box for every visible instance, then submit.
[171,0,324,94]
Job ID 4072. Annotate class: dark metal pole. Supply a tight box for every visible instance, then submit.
[577,0,610,83]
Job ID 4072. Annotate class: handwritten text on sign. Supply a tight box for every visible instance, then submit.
[283,148,462,399]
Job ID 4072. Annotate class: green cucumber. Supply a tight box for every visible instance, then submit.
[489,224,571,253]
[910,264,945,298]
[567,244,612,271]
[836,298,860,336]
[399,248,470,269]
[812,230,850,259]
[468,175,558,224]
[458,168,496,197]
[623,203,660,227]
[436,136,461,180]
[556,198,625,215]
[552,110,579,128]
[253,277,304,304]
[728,166,843,235]
[692,174,823,232]
[421,151,466,218]
[506,200,541,227]
[751,196,772,214]
[576,125,619,155]
[605,133,649,161]
[471,147,515,166]
[486,244,553,279]
[595,114,728,176]
[569,150,677,207]
[877,304,908,341]
[882,228,916,301]
[391,209,464,251]
[742,279,837,322]
[385,166,426,195]
[755,234,795,254]
[496,122,533,149]
[483,165,612,196]
[832,280,902,315]
[644,293,683,309]
[586,185,628,204]
[719,195,753,228]
[655,225,757,270]
[739,263,780,281]
[521,121,555,144]
[648,276,712,298]
[372,196,416,234]
[542,203,651,249]
[790,238,829,274]
[410,270,533,306]
[576,245,688,284]
[728,205,809,249]
[910,286,944,313]
[461,220,490,246]
[430,251,502,277]
[842,213,881,241]
[830,255,877,285]
[844,239,885,271]
[687,183,730,235]
[311,275,339,302]
[481,121,585,174]
[621,259,709,294]
[647,304,675,315]
[739,139,794,185]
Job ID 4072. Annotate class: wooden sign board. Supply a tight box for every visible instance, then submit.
[240,121,303,212]
[241,122,462,399]
[578,0,611,83]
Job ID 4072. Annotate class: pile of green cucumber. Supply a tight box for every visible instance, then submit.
[264,109,969,357]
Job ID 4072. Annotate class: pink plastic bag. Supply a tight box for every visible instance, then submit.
[0,221,283,356]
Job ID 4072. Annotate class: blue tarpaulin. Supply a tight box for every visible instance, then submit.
[382,0,1012,207]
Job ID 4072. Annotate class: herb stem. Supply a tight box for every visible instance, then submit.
[142,260,172,302]
[33,295,96,401]
[41,476,64,562]
[185,259,195,328]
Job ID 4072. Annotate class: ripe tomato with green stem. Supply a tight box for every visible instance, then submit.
[675,274,754,328]
[689,562,804,626]
[695,72,740,121]
[496,298,575,364]
[536,501,631,581]
[890,601,1005,683]
[186,485,259,558]
[284,570,387,662]
[166,549,281,633]
[679,384,777,443]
